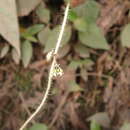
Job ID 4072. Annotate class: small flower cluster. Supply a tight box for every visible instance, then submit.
[46,49,64,77]
[52,63,64,77]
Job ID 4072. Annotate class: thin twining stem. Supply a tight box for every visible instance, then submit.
[19,3,70,130]
[54,3,70,54]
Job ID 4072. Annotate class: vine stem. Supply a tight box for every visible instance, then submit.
[19,3,70,130]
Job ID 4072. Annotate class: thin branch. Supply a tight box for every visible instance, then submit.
[19,3,70,130]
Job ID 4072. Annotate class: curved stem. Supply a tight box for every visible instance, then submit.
[20,58,55,130]
[19,3,70,130]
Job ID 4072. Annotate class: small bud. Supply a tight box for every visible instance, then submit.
[46,49,55,61]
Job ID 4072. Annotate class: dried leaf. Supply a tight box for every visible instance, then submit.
[17,0,42,16]
[0,44,10,58]
[0,0,21,60]
[12,48,20,64]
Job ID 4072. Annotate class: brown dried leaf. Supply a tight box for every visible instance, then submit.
[17,0,42,16]
[0,0,21,59]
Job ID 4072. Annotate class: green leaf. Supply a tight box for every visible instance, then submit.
[90,121,101,130]
[28,123,48,130]
[80,68,88,81]
[0,44,10,58]
[121,24,130,48]
[79,24,109,50]
[87,112,110,128]
[26,24,44,36]
[69,59,94,70]
[21,40,33,68]
[68,81,84,92]
[44,25,71,52]
[24,36,38,42]
[85,0,100,23]
[72,0,100,23]
[38,27,51,46]
[74,43,90,58]
[83,59,94,68]
[69,60,83,70]
[21,24,44,42]
[74,18,88,32]
[36,3,50,23]
[120,123,130,130]
[58,44,70,58]
[68,10,78,22]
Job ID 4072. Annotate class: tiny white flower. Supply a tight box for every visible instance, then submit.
[52,63,64,77]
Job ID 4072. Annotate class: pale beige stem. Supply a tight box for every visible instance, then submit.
[19,3,70,130]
